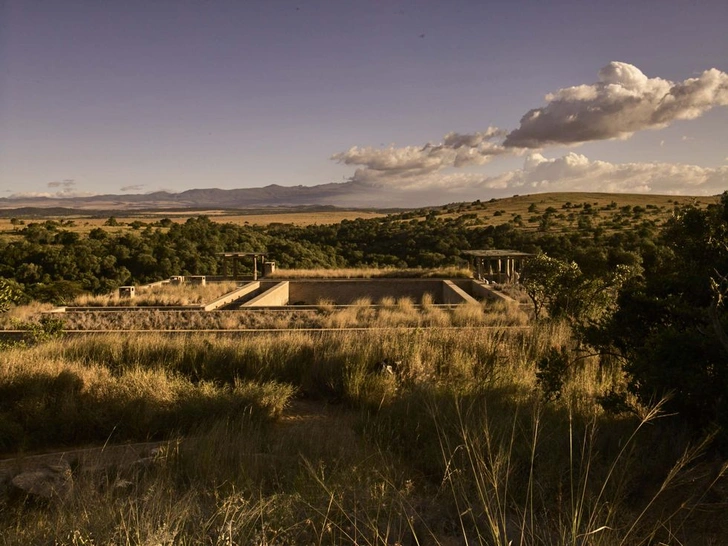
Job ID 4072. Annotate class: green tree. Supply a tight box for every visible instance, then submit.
[590,193,728,440]
[0,277,20,312]
[521,253,635,323]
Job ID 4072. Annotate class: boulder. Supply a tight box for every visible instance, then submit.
[10,460,73,500]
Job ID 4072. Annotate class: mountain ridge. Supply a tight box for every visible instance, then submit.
[0,181,373,210]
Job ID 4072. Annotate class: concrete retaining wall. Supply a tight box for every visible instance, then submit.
[203,282,260,311]
[470,281,518,304]
[243,281,290,307]
[442,280,480,305]
[137,280,169,291]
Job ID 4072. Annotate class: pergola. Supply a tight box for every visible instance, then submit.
[217,252,268,281]
[463,250,533,284]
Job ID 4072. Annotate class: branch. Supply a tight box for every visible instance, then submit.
[710,274,728,355]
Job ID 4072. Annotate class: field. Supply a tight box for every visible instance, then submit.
[0,192,717,239]
[1,310,727,544]
[0,209,386,238]
[70,281,241,308]
[57,298,530,331]
[1,192,727,544]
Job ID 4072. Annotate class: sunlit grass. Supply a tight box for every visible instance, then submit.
[71,281,240,307]
[1,320,726,544]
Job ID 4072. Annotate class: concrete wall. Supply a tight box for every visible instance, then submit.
[243,281,290,307]
[286,279,443,305]
[137,280,168,291]
[470,280,518,304]
[203,282,260,311]
[442,280,480,304]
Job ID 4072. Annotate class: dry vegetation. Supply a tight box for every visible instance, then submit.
[55,297,530,331]
[1,192,718,239]
[1,323,726,544]
[70,281,240,307]
[0,210,385,236]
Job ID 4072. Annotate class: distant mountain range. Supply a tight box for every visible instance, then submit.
[0,182,394,211]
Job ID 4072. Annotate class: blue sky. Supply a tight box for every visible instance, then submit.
[1,0,726,205]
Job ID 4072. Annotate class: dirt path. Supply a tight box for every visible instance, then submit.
[0,398,357,480]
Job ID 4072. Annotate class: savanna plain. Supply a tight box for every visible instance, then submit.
[0,192,727,545]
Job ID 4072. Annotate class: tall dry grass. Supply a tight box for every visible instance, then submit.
[71,281,240,307]
[0,340,293,451]
[59,298,531,331]
[1,321,726,544]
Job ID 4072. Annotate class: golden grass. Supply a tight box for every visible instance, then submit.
[0,210,385,236]
[0,301,56,329]
[419,192,721,233]
[1,321,726,544]
[59,298,531,330]
[71,281,240,307]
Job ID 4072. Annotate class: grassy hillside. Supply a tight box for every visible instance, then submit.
[413,192,719,233]
[0,192,718,238]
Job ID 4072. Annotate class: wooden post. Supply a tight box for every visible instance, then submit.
[253,256,258,281]
[232,257,238,280]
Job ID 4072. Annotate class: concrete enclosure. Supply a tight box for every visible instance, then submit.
[234,279,498,307]
[118,286,136,298]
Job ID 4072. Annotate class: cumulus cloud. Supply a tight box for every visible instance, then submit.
[332,127,513,187]
[121,184,145,192]
[514,153,727,194]
[331,62,727,202]
[504,62,728,148]
[9,190,96,199]
[345,152,727,199]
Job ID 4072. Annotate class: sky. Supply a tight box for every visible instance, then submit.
[1,0,727,206]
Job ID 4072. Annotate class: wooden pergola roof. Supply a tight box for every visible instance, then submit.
[217,252,267,257]
[463,250,534,258]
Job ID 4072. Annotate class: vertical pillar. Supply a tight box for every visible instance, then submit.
[232,257,238,280]
[221,257,227,277]
[253,256,258,281]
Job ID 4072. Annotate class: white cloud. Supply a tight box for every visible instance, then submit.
[11,179,95,199]
[346,153,727,198]
[9,190,96,199]
[515,153,727,194]
[331,127,514,185]
[504,62,728,148]
[330,61,728,202]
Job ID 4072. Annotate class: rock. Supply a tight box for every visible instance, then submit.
[10,460,73,501]
[371,358,402,376]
